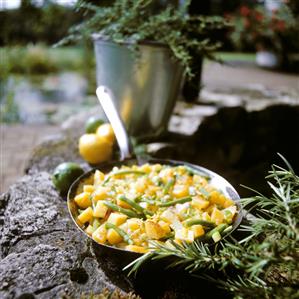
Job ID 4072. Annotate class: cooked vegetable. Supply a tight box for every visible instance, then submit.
[158,197,192,207]
[106,223,133,244]
[73,163,238,253]
[103,201,141,218]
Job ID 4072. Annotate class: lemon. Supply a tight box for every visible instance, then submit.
[79,134,113,164]
[85,116,104,133]
[96,123,115,144]
[52,162,84,196]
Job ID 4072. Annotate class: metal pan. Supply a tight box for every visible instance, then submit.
[67,86,242,271]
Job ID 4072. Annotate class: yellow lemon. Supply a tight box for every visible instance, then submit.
[79,134,112,164]
[96,123,115,144]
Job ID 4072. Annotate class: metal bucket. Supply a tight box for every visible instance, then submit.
[93,35,184,138]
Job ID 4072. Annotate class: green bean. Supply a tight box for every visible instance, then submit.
[141,197,156,205]
[158,196,192,207]
[93,218,101,230]
[118,195,153,216]
[163,178,175,194]
[105,222,133,245]
[184,219,216,228]
[206,223,228,242]
[112,170,146,176]
[103,201,141,218]
[184,166,210,180]
[222,225,233,234]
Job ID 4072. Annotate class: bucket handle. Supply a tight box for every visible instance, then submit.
[96,86,133,161]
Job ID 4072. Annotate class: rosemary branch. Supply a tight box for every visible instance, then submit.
[125,155,299,298]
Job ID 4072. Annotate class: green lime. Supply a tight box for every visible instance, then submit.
[85,116,104,133]
[52,162,84,196]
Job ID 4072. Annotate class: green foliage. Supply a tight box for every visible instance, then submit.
[0,45,88,75]
[0,87,20,123]
[126,154,299,298]
[59,0,227,78]
[0,0,82,46]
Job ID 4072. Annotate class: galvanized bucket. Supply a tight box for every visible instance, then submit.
[93,35,184,138]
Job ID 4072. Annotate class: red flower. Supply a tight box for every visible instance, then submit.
[276,20,286,32]
[240,5,250,16]
[254,11,264,22]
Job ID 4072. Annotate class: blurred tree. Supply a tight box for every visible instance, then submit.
[0,0,82,45]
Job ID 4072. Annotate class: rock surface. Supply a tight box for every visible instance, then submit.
[1,84,299,298]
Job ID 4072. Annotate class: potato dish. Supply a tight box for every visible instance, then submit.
[74,164,238,253]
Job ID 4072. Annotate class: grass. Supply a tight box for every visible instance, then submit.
[214,52,256,62]
[0,45,93,76]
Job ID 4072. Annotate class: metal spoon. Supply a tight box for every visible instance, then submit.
[96,86,133,161]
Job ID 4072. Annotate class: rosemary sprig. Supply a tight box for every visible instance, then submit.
[125,155,299,298]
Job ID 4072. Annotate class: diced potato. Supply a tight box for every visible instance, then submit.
[193,175,208,186]
[211,207,224,225]
[209,191,226,206]
[152,164,162,172]
[74,192,92,209]
[94,170,105,185]
[175,227,194,243]
[78,207,93,223]
[107,213,128,226]
[202,212,211,222]
[191,225,205,238]
[134,178,146,193]
[119,222,128,233]
[125,245,147,253]
[127,218,142,231]
[145,220,166,239]
[107,228,123,244]
[83,185,94,193]
[160,210,176,223]
[172,184,189,198]
[191,197,209,210]
[140,164,151,173]
[85,225,95,236]
[158,220,171,234]
[93,201,108,218]
[223,198,235,208]
[93,186,109,201]
[92,225,107,244]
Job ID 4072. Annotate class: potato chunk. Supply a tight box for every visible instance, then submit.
[94,186,109,201]
[107,213,128,226]
[74,192,91,209]
[125,245,147,253]
[107,228,123,244]
[191,197,209,210]
[211,207,224,225]
[172,184,189,198]
[92,225,107,244]
[93,201,108,218]
[145,220,166,240]
[78,207,93,223]
[191,225,205,238]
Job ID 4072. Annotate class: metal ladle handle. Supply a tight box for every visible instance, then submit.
[96,86,133,160]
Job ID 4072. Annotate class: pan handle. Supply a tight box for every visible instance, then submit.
[96,86,133,160]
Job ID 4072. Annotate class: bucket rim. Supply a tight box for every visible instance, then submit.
[92,33,168,49]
